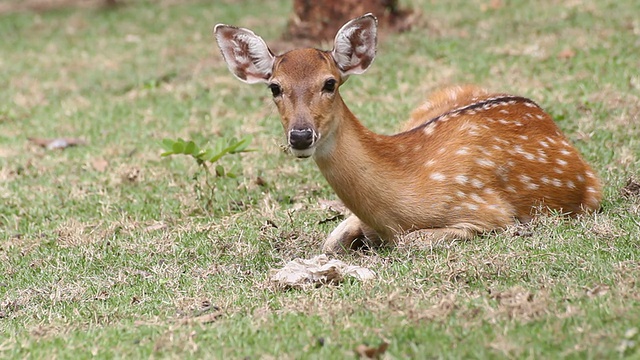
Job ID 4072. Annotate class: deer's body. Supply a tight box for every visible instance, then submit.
[214,14,602,253]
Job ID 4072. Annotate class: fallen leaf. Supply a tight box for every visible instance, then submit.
[144,222,167,232]
[481,0,503,11]
[91,158,109,172]
[621,178,640,198]
[585,284,610,298]
[177,310,223,325]
[270,254,375,289]
[255,176,268,187]
[557,48,576,59]
[318,199,348,214]
[29,137,86,150]
[355,342,389,359]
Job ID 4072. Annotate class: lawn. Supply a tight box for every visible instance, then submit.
[1,0,639,358]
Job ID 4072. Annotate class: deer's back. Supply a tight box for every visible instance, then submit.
[389,86,602,226]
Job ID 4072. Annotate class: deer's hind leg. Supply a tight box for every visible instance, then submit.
[399,225,482,245]
[322,214,382,254]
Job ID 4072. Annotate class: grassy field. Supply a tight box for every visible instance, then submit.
[1,0,639,358]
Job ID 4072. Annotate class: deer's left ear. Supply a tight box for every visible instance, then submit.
[331,13,378,77]
[214,24,275,84]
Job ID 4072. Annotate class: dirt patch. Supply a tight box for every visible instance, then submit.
[283,0,415,44]
[487,286,550,322]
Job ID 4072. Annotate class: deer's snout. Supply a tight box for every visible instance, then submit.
[288,128,316,150]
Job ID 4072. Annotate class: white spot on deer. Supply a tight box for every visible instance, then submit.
[514,145,535,160]
[453,205,462,211]
[546,137,557,144]
[551,178,563,187]
[524,102,537,108]
[456,147,469,156]
[560,149,571,156]
[438,147,446,154]
[556,159,568,166]
[514,121,523,127]
[577,174,585,183]
[586,171,595,178]
[494,137,509,144]
[471,178,484,189]
[587,187,597,193]
[524,113,533,119]
[541,176,550,184]
[425,159,436,167]
[470,193,487,204]
[519,174,533,184]
[413,144,423,152]
[448,88,460,100]
[526,183,539,190]
[518,135,529,140]
[442,195,453,202]
[423,125,435,136]
[465,203,479,211]
[498,119,509,125]
[455,175,469,185]
[567,180,576,189]
[561,140,570,147]
[456,190,467,198]
[430,172,446,181]
[554,168,564,174]
[499,109,509,114]
[506,185,516,193]
[492,144,502,151]
[539,141,549,148]
[484,187,496,195]
[585,196,599,208]
[536,150,548,163]
[466,110,477,115]
[476,158,496,168]
[535,114,545,120]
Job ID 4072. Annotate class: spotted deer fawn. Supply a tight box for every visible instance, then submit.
[214,14,602,254]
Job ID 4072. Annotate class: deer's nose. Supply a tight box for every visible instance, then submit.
[288,128,315,150]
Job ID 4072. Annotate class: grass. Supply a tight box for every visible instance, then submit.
[1,0,639,358]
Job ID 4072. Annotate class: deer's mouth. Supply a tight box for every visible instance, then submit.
[289,146,316,158]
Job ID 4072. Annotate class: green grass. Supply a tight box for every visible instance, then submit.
[1,0,639,358]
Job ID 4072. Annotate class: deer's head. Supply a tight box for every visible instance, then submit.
[214,14,377,158]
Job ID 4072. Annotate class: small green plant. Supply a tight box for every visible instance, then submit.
[161,136,253,209]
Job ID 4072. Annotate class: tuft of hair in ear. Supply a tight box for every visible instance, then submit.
[331,13,378,77]
[214,25,275,84]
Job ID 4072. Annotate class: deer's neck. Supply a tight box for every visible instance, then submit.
[313,105,406,238]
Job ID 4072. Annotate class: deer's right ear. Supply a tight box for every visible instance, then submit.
[214,25,275,84]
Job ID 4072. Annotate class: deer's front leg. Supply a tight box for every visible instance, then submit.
[322,214,381,254]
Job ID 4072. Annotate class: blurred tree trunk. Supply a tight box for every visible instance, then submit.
[284,0,413,43]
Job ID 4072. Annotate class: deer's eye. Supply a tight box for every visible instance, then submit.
[268,83,282,97]
[322,79,336,93]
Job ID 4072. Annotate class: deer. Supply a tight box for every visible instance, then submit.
[214,13,603,254]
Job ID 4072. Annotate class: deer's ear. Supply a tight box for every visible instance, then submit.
[331,13,378,77]
[214,25,275,84]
